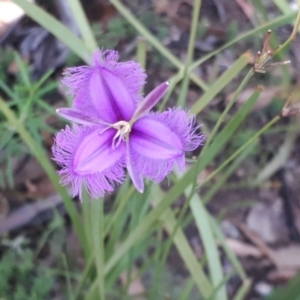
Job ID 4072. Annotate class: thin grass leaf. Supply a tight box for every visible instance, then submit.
[66,0,98,50]
[0,79,17,100]
[62,254,75,300]
[109,0,208,91]
[36,99,58,115]
[202,87,261,167]
[266,271,300,300]
[178,278,195,300]
[209,217,247,280]
[152,186,213,299]
[109,0,180,69]
[177,73,190,107]
[32,69,54,94]
[6,154,14,188]
[200,115,280,189]
[74,256,95,300]
[82,190,93,257]
[189,192,227,300]
[12,0,92,62]
[189,11,297,72]
[0,131,13,150]
[14,52,31,88]
[91,199,105,300]
[232,279,252,300]
[272,0,294,15]
[0,97,88,258]
[35,82,58,98]
[136,37,147,69]
[158,69,184,111]
[253,126,297,184]
[104,184,135,235]
[161,208,213,298]
[177,0,202,107]
[203,146,254,204]
[0,170,5,188]
[206,270,237,300]
[190,54,250,114]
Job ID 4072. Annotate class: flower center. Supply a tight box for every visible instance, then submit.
[101,120,131,149]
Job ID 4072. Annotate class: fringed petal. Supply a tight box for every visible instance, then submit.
[130,82,169,123]
[56,108,110,127]
[126,137,144,193]
[52,125,126,199]
[129,109,205,182]
[130,116,183,159]
[154,108,205,152]
[62,50,146,123]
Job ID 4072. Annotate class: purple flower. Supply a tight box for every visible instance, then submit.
[52,50,205,199]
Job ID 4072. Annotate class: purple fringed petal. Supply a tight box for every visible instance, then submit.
[126,137,144,193]
[130,117,183,159]
[56,108,110,127]
[52,125,126,199]
[73,127,126,174]
[155,108,205,152]
[62,50,147,122]
[130,82,169,123]
[129,108,205,182]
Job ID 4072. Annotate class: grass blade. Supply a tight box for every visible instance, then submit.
[209,217,247,280]
[189,193,227,300]
[232,279,252,300]
[92,199,105,300]
[0,97,88,258]
[190,54,250,114]
[12,0,92,62]
[189,11,297,72]
[109,0,208,91]
[152,185,213,299]
[177,0,202,107]
[66,0,98,50]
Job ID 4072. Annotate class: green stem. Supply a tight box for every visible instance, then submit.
[0,97,87,257]
[66,0,98,50]
[104,185,135,235]
[136,37,147,94]
[177,0,202,107]
[273,6,300,56]
[92,199,105,300]
[232,279,252,300]
[177,73,190,107]
[136,37,147,69]
[186,0,202,65]
[12,0,92,63]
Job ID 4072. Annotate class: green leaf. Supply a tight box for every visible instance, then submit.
[66,0,98,50]
[266,272,300,300]
[189,193,227,300]
[0,97,88,258]
[12,0,92,62]
[191,54,249,114]
[152,185,213,299]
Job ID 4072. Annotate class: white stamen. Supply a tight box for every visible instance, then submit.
[99,120,131,149]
